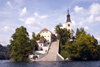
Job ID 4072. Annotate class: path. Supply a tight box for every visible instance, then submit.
[37,40,64,61]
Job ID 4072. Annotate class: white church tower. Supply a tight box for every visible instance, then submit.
[66,9,73,38]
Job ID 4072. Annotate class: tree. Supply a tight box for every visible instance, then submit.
[32,32,40,40]
[76,28,86,40]
[7,26,33,61]
[67,32,100,60]
[32,32,36,40]
[30,39,38,53]
[55,23,70,45]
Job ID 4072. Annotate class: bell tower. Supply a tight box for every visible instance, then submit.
[66,9,73,38]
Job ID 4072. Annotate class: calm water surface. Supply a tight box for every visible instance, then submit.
[0,60,100,67]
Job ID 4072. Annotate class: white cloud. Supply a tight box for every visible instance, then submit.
[74,6,84,13]
[1,26,14,32]
[20,7,27,17]
[25,17,36,24]
[34,12,38,17]
[84,26,91,30]
[25,17,43,30]
[86,15,100,23]
[72,20,76,26]
[86,15,94,23]
[60,23,66,28]
[78,21,83,26]
[89,3,100,16]
[34,12,48,19]
[39,15,48,19]
[97,37,100,41]
[6,1,13,8]
[18,18,25,21]
[95,16,100,22]
[0,40,9,46]
[29,32,32,39]
[96,37,100,44]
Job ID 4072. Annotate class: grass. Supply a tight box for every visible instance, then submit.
[37,53,42,55]
[60,51,70,59]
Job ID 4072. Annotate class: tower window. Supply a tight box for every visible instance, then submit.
[68,24,70,27]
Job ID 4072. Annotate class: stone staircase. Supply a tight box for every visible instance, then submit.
[37,40,64,61]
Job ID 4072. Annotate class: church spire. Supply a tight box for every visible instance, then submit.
[66,9,71,22]
[67,9,69,15]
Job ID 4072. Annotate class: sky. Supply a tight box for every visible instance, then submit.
[0,0,100,46]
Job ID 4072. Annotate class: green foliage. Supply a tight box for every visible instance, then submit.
[0,44,11,60]
[76,28,86,40]
[60,51,70,59]
[37,53,42,55]
[58,27,100,60]
[7,26,36,61]
[32,32,40,40]
[30,39,38,53]
[51,34,56,42]
[67,32,100,60]
[55,23,70,45]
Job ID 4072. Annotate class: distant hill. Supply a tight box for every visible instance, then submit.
[0,44,11,60]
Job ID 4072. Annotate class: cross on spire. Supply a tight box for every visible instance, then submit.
[66,9,71,22]
[67,9,69,15]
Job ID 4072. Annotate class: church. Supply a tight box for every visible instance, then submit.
[65,10,75,42]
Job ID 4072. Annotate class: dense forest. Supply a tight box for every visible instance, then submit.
[0,44,11,60]
[55,23,100,61]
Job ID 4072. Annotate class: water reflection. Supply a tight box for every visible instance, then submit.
[0,60,100,67]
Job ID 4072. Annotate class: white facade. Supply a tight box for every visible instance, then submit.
[40,30,52,42]
[66,22,72,33]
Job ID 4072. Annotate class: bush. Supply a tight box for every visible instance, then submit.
[60,51,70,59]
[37,53,42,55]
[47,42,49,44]
[33,56,38,59]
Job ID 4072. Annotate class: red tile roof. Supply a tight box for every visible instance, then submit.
[41,28,54,35]
[39,38,45,43]
[49,31,54,35]
[42,28,48,31]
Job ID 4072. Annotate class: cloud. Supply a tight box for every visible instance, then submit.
[96,37,100,44]
[20,7,27,17]
[6,1,13,8]
[95,16,100,22]
[86,15,94,23]
[0,40,9,46]
[25,17,43,30]
[25,17,36,24]
[34,12,48,19]
[74,6,84,13]
[39,15,48,19]
[18,18,25,21]
[1,26,14,32]
[34,12,38,17]
[89,3,100,16]
[72,20,76,26]
[29,32,32,39]
[60,23,66,29]
[97,37,100,41]
[86,15,100,23]
[84,26,91,30]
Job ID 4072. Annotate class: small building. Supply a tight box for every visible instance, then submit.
[39,28,56,43]
[37,37,46,50]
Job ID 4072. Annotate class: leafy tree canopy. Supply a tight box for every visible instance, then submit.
[7,26,37,61]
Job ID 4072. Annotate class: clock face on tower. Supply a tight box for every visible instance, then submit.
[68,24,70,27]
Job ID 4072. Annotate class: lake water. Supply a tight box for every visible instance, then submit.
[0,60,100,67]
